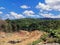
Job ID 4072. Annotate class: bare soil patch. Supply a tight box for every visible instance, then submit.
[0,30,43,45]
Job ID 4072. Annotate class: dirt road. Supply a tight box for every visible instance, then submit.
[0,30,43,45]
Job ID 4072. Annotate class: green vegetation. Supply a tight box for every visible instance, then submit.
[0,18,60,44]
[28,39,42,45]
[1,18,60,32]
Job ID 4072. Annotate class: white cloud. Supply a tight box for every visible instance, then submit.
[45,0,60,5]
[23,10,35,16]
[36,2,51,11]
[36,0,60,18]
[20,5,30,9]
[9,12,25,19]
[40,13,60,18]
[36,0,60,11]
[0,7,5,9]
[40,13,53,18]
[6,11,39,19]
[0,11,3,14]
[6,12,25,19]
[45,0,60,11]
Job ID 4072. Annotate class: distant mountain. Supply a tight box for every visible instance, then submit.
[38,18,60,20]
[5,18,60,20]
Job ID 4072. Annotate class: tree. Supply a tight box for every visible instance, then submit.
[29,23,39,31]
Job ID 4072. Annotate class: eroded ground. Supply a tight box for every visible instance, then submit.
[0,30,43,45]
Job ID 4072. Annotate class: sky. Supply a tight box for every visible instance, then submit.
[0,0,60,19]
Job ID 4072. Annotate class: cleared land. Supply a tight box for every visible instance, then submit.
[0,30,43,45]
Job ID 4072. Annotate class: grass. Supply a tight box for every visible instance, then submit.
[28,38,42,45]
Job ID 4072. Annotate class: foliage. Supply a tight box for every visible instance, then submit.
[0,18,60,32]
[28,39,42,45]
[0,18,60,43]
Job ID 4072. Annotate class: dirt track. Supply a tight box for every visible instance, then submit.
[0,30,43,45]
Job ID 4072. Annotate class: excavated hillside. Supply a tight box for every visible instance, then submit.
[0,30,43,45]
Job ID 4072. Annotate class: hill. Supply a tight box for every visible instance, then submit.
[0,18,60,45]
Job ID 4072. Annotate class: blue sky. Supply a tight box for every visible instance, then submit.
[0,0,60,19]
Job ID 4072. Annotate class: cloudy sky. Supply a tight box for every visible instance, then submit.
[0,0,60,19]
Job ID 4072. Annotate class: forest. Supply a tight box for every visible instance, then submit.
[0,18,60,44]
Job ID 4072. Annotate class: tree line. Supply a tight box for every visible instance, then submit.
[0,18,60,33]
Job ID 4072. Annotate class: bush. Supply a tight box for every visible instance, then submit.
[40,33,49,42]
[28,39,42,45]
